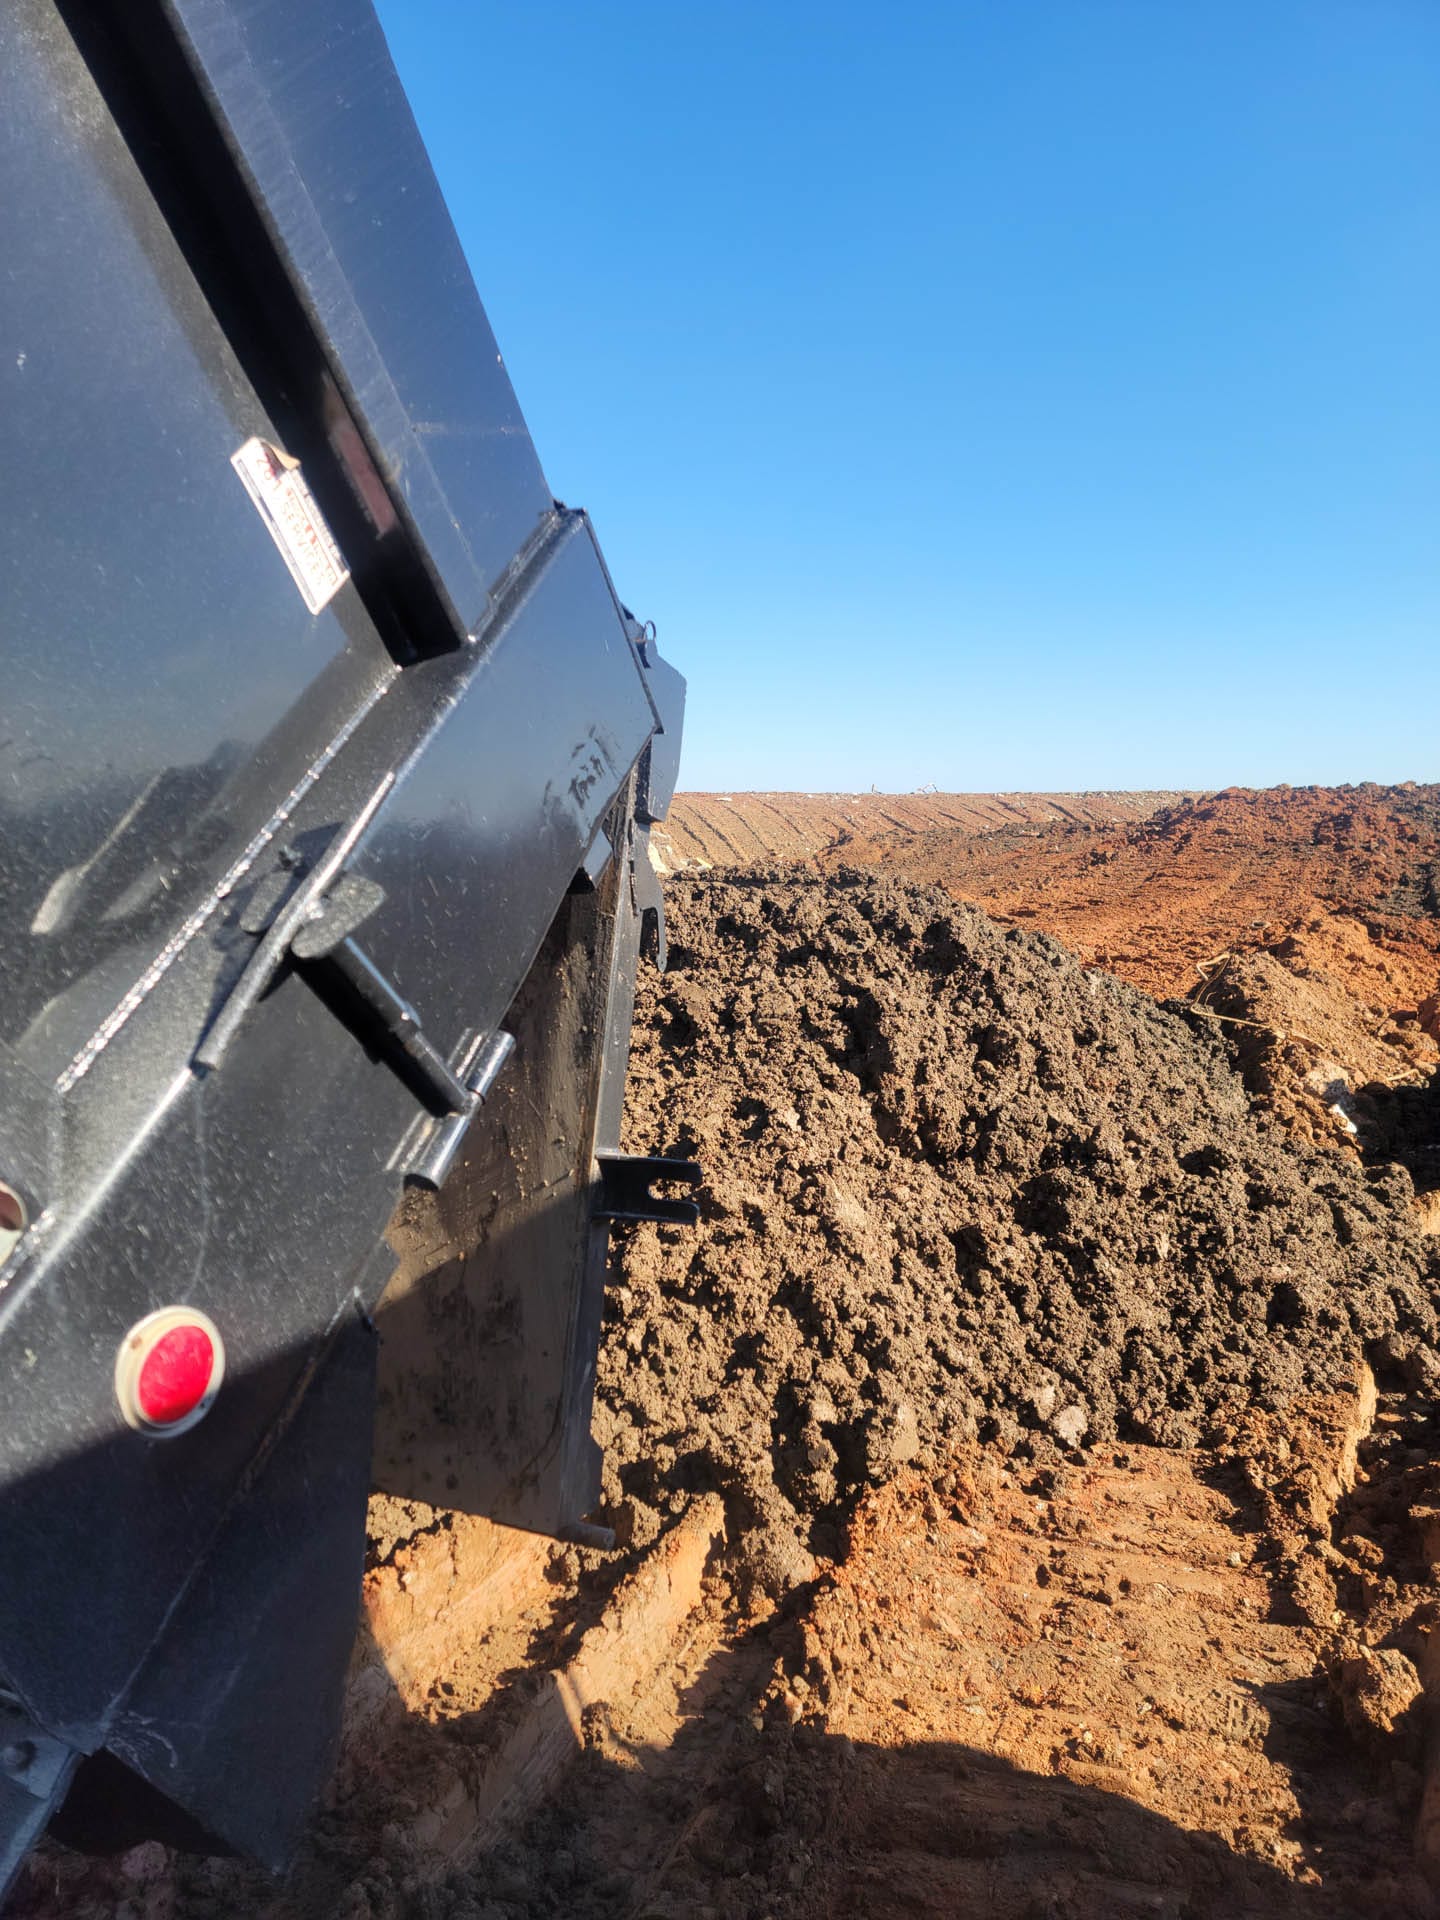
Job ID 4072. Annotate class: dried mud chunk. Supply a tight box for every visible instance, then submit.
[819,1178,873,1249]
[779,1422,839,1511]
[608,1497,662,1553]
[1281,1545,1339,1629]
[1028,1381,1058,1422]
[1051,1403,1090,1449]
[857,1396,922,1483]
[1329,1645,1424,1757]
[734,1516,817,1603]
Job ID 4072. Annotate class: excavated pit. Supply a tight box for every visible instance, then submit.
[601,867,1440,1597]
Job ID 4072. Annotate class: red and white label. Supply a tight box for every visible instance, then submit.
[231,436,349,616]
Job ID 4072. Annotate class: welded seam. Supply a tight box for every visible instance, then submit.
[57,678,393,1094]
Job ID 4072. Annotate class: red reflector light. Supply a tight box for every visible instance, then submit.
[115,1307,225,1437]
[137,1324,215,1425]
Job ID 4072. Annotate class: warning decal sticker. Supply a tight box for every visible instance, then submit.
[231,436,350,616]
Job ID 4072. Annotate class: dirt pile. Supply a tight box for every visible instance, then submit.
[810,781,1440,1005]
[1190,921,1440,1188]
[601,868,1440,1598]
[697,783,1440,1191]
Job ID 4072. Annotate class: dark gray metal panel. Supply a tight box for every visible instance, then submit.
[158,0,555,637]
[351,521,657,1063]
[107,1316,376,1868]
[0,1120,398,1743]
[373,814,637,1532]
[0,514,654,1743]
[0,0,392,1060]
[0,0,682,1870]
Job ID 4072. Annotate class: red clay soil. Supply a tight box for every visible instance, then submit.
[813,783,1440,1007]
[762,1367,1440,1920]
[784,1417,1431,1919]
[327,1374,1440,1920]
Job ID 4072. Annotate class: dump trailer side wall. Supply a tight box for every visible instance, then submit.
[0,0,683,1889]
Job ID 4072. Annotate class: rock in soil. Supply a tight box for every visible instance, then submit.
[1327,1645,1425,1758]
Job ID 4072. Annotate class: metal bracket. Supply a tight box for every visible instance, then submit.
[276,865,479,1118]
[594,1152,701,1227]
[0,1698,77,1910]
[196,776,394,1072]
[631,834,667,970]
[0,1695,74,1805]
[288,872,387,957]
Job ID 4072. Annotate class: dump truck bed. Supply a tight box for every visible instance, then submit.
[0,0,683,1890]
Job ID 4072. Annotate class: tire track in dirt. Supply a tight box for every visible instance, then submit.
[662,791,1187,870]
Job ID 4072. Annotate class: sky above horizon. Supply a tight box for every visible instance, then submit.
[376,1,1438,793]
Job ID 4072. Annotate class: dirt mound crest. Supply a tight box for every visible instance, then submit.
[604,868,1440,1597]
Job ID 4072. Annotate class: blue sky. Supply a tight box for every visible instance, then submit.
[376,1,1438,793]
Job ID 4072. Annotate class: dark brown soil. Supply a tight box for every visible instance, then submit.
[601,868,1440,1599]
[670,783,1440,1216]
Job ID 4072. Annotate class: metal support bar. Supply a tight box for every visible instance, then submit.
[594,1152,702,1227]
[317,938,471,1115]
[559,1519,617,1552]
[405,1029,516,1191]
